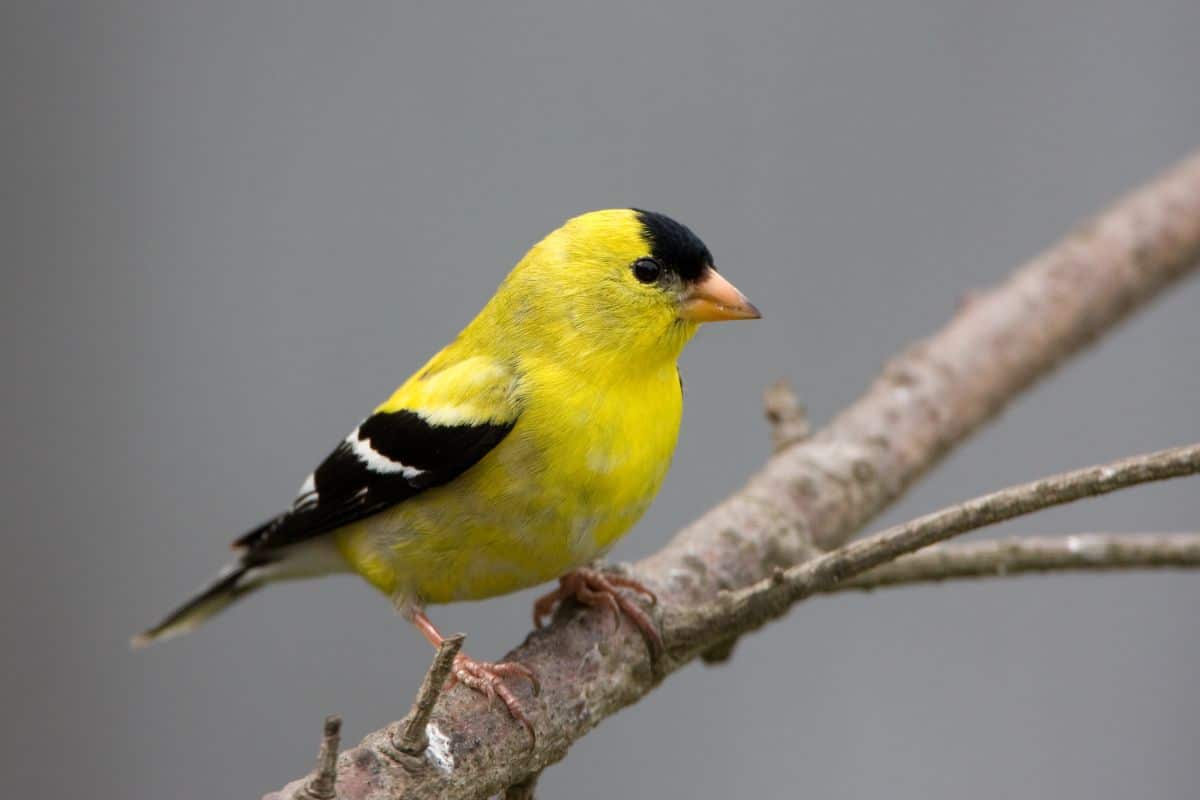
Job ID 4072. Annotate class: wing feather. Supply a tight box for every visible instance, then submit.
[235,356,519,554]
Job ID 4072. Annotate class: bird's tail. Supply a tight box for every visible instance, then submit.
[132,538,347,647]
[131,561,266,648]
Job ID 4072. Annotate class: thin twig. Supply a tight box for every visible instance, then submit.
[391,634,465,756]
[763,379,810,451]
[670,444,1200,649]
[827,533,1200,592]
[298,715,341,800]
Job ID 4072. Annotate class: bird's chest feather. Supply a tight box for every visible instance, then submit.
[526,365,683,549]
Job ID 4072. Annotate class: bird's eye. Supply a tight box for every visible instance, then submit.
[632,258,662,284]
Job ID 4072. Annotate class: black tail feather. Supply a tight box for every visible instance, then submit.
[132,562,260,647]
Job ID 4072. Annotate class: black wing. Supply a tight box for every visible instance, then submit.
[234,409,516,553]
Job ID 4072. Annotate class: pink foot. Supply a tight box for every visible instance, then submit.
[449,653,540,742]
[533,567,662,657]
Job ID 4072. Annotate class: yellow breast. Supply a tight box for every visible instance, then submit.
[336,361,683,604]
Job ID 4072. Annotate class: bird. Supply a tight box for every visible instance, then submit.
[134,208,760,734]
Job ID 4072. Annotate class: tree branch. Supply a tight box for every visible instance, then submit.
[501,773,539,800]
[669,445,1200,648]
[267,150,1200,800]
[829,533,1200,592]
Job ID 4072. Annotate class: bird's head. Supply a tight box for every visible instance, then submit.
[496,209,759,371]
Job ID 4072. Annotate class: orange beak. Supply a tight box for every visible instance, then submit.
[678,270,761,322]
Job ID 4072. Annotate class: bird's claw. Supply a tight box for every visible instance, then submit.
[448,653,539,743]
[532,568,663,658]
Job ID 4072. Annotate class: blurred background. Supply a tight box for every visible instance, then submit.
[4,2,1199,798]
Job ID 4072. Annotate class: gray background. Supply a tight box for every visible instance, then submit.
[4,2,1199,798]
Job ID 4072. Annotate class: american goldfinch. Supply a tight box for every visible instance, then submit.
[135,209,759,732]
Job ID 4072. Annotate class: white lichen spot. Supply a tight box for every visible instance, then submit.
[1066,535,1106,561]
[424,722,454,775]
[667,567,694,590]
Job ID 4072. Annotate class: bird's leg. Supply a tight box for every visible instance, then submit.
[532,567,663,657]
[408,608,540,740]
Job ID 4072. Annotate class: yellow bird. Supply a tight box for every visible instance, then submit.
[135,209,759,731]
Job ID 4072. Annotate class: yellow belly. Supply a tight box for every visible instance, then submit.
[335,364,682,604]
